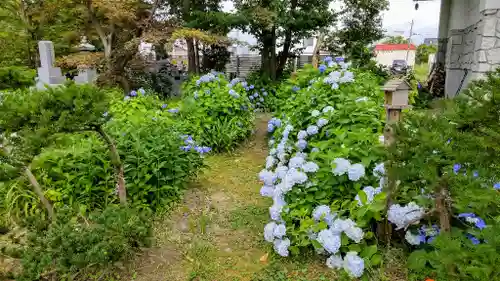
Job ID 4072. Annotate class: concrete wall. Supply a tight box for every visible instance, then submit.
[375,50,416,67]
[443,0,500,97]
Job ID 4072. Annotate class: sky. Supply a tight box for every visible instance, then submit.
[223,0,442,46]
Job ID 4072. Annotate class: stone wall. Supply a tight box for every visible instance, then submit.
[445,8,500,97]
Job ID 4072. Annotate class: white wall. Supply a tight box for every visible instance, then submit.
[375,50,416,67]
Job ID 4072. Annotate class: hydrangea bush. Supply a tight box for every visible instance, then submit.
[259,57,387,279]
[180,72,255,151]
[386,70,500,281]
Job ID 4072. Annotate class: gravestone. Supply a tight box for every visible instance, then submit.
[35,41,65,89]
[74,68,97,84]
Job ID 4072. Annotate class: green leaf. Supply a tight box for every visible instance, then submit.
[370,254,382,266]
[407,250,428,270]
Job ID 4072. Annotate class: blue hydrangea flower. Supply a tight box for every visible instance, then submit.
[319,64,327,73]
[289,156,305,169]
[306,125,319,135]
[453,163,462,174]
[103,111,109,117]
[194,92,198,99]
[343,251,364,278]
[130,90,137,97]
[259,97,264,102]
[458,213,486,229]
[180,145,191,152]
[273,238,290,257]
[322,106,334,113]
[466,233,480,245]
[168,108,179,113]
[138,88,145,95]
[298,130,308,140]
[335,57,345,62]
[249,95,254,100]
[494,183,500,189]
[268,123,275,133]
[124,96,130,101]
[473,171,479,177]
[317,229,341,254]
[317,118,328,127]
[296,139,307,151]
[263,91,268,96]
[249,84,255,89]
[311,147,319,153]
[292,86,300,92]
[326,255,343,269]
[161,104,168,109]
[323,56,333,63]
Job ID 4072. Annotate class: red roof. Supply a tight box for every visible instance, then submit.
[374,44,417,51]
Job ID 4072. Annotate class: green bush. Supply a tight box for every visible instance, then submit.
[18,205,152,281]
[0,66,36,90]
[180,72,255,152]
[259,57,386,279]
[387,69,500,281]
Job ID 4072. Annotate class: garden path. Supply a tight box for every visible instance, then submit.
[126,113,336,281]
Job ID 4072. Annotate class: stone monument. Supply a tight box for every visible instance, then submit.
[35,41,66,90]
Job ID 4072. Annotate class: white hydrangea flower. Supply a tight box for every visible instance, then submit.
[317,229,341,254]
[322,106,335,113]
[330,218,356,234]
[311,110,320,117]
[277,152,287,162]
[289,156,305,169]
[266,156,276,169]
[269,148,277,155]
[354,186,382,206]
[302,161,319,173]
[332,158,351,176]
[287,169,308,184]
[378,135,385,144]
[311,147,320,153]
[405,230,422,246]
[297,130,308,140]
[273,223,286,238]
[312,205,336,224]
[347,163,365,181]
[260,185,275,197]
[264,222,277,242]
[306,125,319,135]
[345,225,364,243]
[284,124,294,132]
[326,255,343,269]
[343,252,364,278]
[295,152,307,159]
[373,162,385,177]
[387,202,425,230]
[274,238,291,257]
[275,181,294,194]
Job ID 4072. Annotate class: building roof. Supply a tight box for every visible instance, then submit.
[375,44,417,51]
[382,79,411,91]
[423,38,438,45]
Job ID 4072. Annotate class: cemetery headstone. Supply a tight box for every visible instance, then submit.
[35,41,65,90]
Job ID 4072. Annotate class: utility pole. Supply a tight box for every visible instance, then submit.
[405,19,415,64]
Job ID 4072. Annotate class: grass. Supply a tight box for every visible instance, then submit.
[413,63,429,82]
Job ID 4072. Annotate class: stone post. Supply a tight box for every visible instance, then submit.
[35,41,65,90]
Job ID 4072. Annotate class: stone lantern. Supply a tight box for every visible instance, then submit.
[73,36,98,84]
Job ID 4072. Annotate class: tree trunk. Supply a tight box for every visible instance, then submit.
[95,126,127,205]
[270,26,277,80]
[276,0,298,78]
[312,32,325,68]
[261,33,271,79]
[25,168,54,220]
[194,39,200,73]
[186,38,196,73]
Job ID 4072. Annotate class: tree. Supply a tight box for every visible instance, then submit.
[416,43,437,65]
[382,35,408,44]
[325,0,389,63]
[235,0,334,79]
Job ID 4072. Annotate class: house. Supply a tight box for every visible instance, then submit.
[374,44,417,67]
[301,37,330,56]
[435,0,500,97]
[423,38,439,45]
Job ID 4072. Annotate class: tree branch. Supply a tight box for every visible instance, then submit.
[25,167,54,220]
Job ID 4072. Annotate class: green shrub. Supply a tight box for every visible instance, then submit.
[0,66,36,90]
[387,69,500,281]
[180,72,255,152]
[259,58,386,279]
[18,205,152,281]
